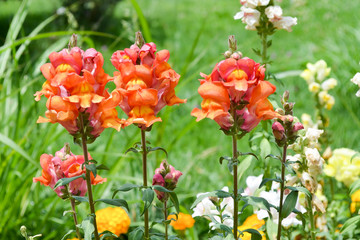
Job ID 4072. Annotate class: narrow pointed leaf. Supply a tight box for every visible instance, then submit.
[54,174,85,189]
[281,190,298,219]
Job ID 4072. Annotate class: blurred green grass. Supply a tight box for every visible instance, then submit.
[1,0,360,239]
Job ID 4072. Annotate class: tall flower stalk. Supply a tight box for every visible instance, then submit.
[111,32,185,239]
[272,91,304,239]
[192,35,281,239]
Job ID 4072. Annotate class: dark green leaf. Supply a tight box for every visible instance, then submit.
[169,192,180,213]
[243,228,262,240]
[241,196,271,212]
[129,226,144,240]
[148,147,168,157]
[72,196,89,203]
[340,215,360,235]
[239,152,259,161]
[112,183,141,198]
[191,191,217,209]
[96,164,110,171]
[286,186,312,200]
[99,230,118,240]
[125,147,140,154]
[61,230,76,240]
[54,174,85,189]
[265,154,282,161]
[281,190,298,219]
[95,199,129,211]
[267,40,272,48]
[85,164,97,178]
[219,156,233,165]
[78,216,95,240]
[215,190,232,198]
[141,188,154,216]
[259,178,282,188]
[153,185,172,193]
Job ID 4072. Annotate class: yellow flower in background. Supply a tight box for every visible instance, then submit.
[308,82,320,93]
[237,214,266,240]
[96,207,131,236]
[300,69,314,83]
[324,148,360,187]
[301,113,314,129]
[168,212,195,230]
[351,189,360,213]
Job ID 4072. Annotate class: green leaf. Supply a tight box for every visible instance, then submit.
[219,156,233,165]
[148,147,168,157]
[286,186,312,200]
[129,226,144,240]
[96,164,110,171]
[0,133,36,165]
[241,196,271,212]
[85,164,97,178]
[72,196,89,203]
[215,190,232,198]
[265,154,282,161]
[112,183,141,198]
[61,229,76,240]
[260,138,271,160]
[340,215,360,235]
[242,229,262,240]
[267,40,272,48]
[95,199,129,211]
[191,191,217,209]
[281,190,298,219]
[54,174,85,189]
[238,156,253,182]
[141,188,154,216]
[129,0,152,42]
[78,216,95,240]
[153,185,172,193]
[350,178,360,195]
[99,230,118,240]
[169,192,180,213]
[259,178,282,188]
[125,147,141,154]
[239,152,259,161]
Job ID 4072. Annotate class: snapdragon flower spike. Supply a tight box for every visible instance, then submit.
[111,37,186,129]
[33,146,106,198]
[35,45,124,139]
[152,160,182,201]
[192,55,280,132]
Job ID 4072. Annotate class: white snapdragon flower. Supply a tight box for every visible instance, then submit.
[351,72,360,97]
[234,6,261,30]
[305,147,324,176]
[305,127,323,143]
[192,193,217,218]
[321,78,337,91]
[265,6,283,22]
[243,174,263,196]
[300,172,317,193]
[273,16,297,32]
[240,0,270,8]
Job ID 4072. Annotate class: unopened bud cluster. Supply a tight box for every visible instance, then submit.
[152,160,182,202]
[272,91,304,147]
[224,35,243,60]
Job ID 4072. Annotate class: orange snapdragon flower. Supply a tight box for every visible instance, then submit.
[33,146,106,198]
[111,41,185,129]
[35,47,124,138]
[192,56,279,132]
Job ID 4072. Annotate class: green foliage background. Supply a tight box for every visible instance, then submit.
[1,0,360,239]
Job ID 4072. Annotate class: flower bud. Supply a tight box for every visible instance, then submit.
[231,52,242,60]
[272,122,285,141]
[293,122,304,132]
[282,91,289,103]
[276,108,285,115]
[228,35,237,51]
[20,225,27,238]
[224,50,232,58]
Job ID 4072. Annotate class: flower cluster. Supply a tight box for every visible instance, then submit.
[167,212,195,231]
[35,46,124,140]
[192,187,234,229]
[351,72,360,97]
[237,214,266,240]
[234,0,297,32]
[191,55,280,132]
[324,148,360,187]
[96,207,131,236]
[300,60,337,110]
[111,37,186,129]
[33,146,106,198]
[243,175,306,228]
[152,160,182,201]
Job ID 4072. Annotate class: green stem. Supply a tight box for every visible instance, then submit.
[277,144,287,240]
[79,113,100,240]
[307,196,317,240]
[231,105,239,240]
[70,197,82,239]
[141,128,150,239]
[261,32,268,68]
[164,200,168,240]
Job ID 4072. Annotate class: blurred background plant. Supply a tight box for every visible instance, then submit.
[1,0,360,239]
